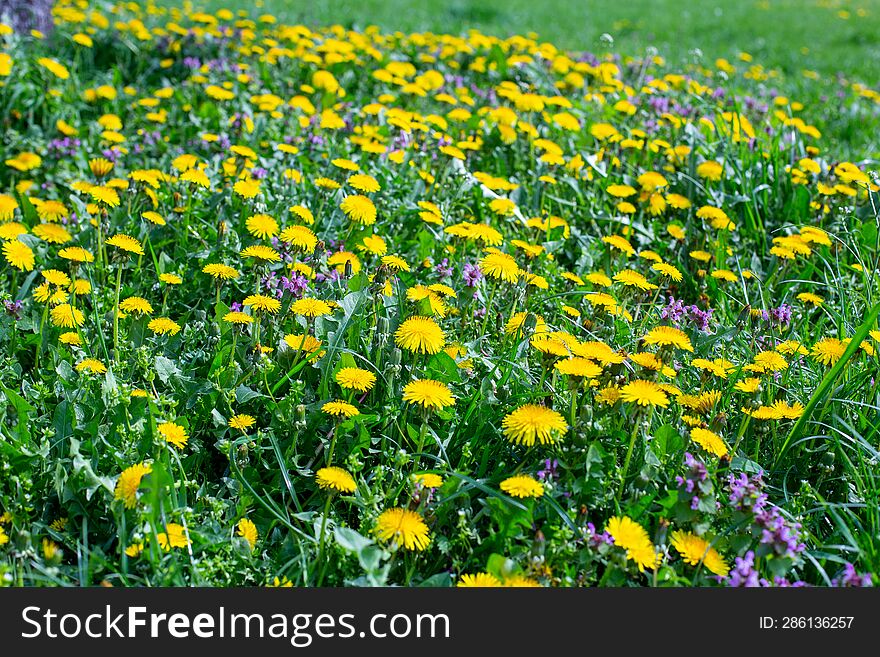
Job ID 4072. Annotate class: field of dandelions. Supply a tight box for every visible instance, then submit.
[1,0,879,588]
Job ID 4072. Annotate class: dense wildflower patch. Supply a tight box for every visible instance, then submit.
[0,1,878,587]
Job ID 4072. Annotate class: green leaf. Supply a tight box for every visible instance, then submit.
[419,572,453,587]
[235,384,263,405]
[652,424,684,457]
[154,355,181,384]
[774,301,880,468]
[334,526,373,553]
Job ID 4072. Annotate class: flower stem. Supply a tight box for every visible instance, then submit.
[113,264,123,362]
[617,416,642,504]
[315,495,333,586]
[34,302,49,371]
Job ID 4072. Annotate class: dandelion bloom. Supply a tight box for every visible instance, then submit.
[106,234,144,256]
[373,508,431,551]
[395,316,445,354]
[203,263,240,280]
[335,367,377,392]
[642,325,694,352]
[315,466,357,493]
[243,294,281,314]
[322,400,359,418]
[606,516,650,549]
[606,184,636,198]
[233,179,261,199]
[340,195,377,225]
[620,380,670,407]
[119,296,154,315]
[603,234,636,256]
[237,518,258,551]
[811,337,847,366]
[479,251,520,283]
[500,474,544,498]
[3,239,34,271]
[114,463,151,509]
[502,404,568,446]
[670,530,730,577]
[58,246,95,263]
[348,173,380,193]
[413,473,444,489]
[382,254,410,272]
[179,168,210,187]
[75,358,107,374]
[50,304,85,328]
[689,427,728,457]
[33,223,72,244]
[228,414,256,431]
[402,379,455,410]
[279,225,318,252]
[284,333,323,357]
[457,573,502,587]
[613,269,657,291]
[245,214,279,240]
[223,311,253,325]
[291,297,332,317]
[652,262,683,281]
[157,523,190,550]
[240,245,281,262]
[606,516,660,572]
[554,357,603,378]
[59,332,82,346]
[157,422,188,449]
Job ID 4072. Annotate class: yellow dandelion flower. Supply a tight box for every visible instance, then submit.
[395,316,445,354]
[243,294,281,314]
[670,530,730,577]
[689,427,728,457]
[237,518,258,551]
[315,467,357,493]
[402,379,455,410]
[643,325,694,352]
[457,573,502,587]
[157,422,188,449]
[373,508,431,551]
[340,194,377,225]
[502,404,567,446]
[620,380,670,407]
[291,298,332,317]
[106,234,144,256]
[114,463,152,509]
[500,474,544,498]
[335,367,377,392]
[229,414,256,431]
[322,400,360,418]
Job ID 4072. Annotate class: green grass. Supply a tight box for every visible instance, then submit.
[184,0,880,157]
[1,0,878,588]
[210,0,880,78]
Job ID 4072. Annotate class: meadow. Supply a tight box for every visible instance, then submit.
[0,0,878,587]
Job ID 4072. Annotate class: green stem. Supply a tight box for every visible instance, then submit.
[325,425,339,466]
[412,418,429,474]
[315,495,333,586]
[617,416,642,504]
[113,264,123,362]
[35,301,49,370]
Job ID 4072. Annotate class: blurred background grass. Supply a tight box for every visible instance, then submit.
[171,0,880,157]
[190,0,880,81]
